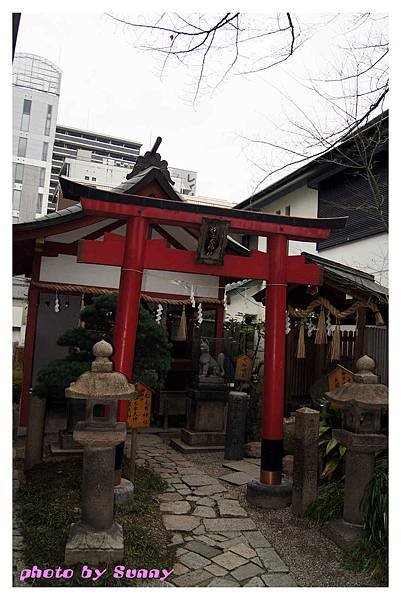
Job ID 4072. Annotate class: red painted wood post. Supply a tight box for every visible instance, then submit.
[19,252,41,428]
[113,216,148,484]
[215,277,225,354]
[261,234,288,485]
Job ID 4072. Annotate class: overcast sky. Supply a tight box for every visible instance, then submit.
[14,12,386,204]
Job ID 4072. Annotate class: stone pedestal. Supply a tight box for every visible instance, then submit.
[65,522,124,564]
[65,422,127,564]
[24,394,46,471]
[114,478,135,506]
[291,407,319,516]
[224,392,248,460]
[173,386,228,452]
[246,478,292,509]
[333,429,387,526]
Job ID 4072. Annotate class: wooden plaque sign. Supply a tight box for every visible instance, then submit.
[127,381,152,429]
[235,355,253,381]
[196,217,230,265]
[328,365,353,392]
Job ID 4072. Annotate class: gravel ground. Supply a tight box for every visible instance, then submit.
[190,450,377,587]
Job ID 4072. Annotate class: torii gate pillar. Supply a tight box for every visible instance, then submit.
[261,234,288,484]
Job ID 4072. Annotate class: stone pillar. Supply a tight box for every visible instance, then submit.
[224,391,248,460]
[343,448,375,526]
[81,447,115,530]
[24,393,46,471]
[291,407,319,516]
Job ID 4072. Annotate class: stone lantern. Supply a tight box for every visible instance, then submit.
[325,355,388,547]
[64,340,135,564]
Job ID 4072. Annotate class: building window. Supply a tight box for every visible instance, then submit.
[275,209,281,215]
[39,167,46,188]
[84,176,89,180]
[13,163,24,184]
[36,193,43,213]
[91,176,96,181]
[285,205,291,215]
[13,189,21,210]
[17,137,27,158]
[44,104,52,135]
[42,142,49,161]
[20,99,32,132]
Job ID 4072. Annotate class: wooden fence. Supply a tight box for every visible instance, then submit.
[285,329,356,410]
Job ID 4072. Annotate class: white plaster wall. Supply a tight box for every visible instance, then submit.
[40,254,220,298]
[318,233,388,287]
[257,185,318,256]
[226,281,265,321]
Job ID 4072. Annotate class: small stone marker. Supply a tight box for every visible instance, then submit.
[291,407,320,516]
[24,394,46,471]
[224,391,249,460]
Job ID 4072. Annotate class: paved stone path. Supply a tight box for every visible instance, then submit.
[136,434,297,587]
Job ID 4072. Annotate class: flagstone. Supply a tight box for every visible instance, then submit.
[205,564,228,577]
[173,569,213,587]
[193,524,206,534]
[168,533,184,546]
[217,499,247,517]
[184,540,222,559]
[192,484,227,496]
[257,548,289,573]
[173,563,189,576]
[261,573,297,586]
[204,518,257,532]
[195,497,216,507]
[207,577,240,587]
[219,471,253,485]
[179,551,211,570]
[243,576,265,587]
[158,492,183,502]
[182,474,221,487]
[229,542,257,559]
[243,531,272,548]
[230,562,264,582]
[160,501,191,515]
[211,551,248,570]
[162,515,201,531]
[193,506,216,518]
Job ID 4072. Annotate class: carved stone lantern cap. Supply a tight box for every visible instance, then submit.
[325,355,388,408]
[65,340,136,401]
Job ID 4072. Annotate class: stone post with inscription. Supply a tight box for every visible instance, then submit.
[224,391,249,460]
[291,407,320,516]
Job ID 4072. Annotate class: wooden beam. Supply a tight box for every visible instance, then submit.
[80,197,341,242]
[77,236,322,285]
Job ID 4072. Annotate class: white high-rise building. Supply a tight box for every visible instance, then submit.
[49,125,197,211]
[12,53,62,222]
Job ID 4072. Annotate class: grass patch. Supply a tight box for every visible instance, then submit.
[344,537,388,586]
[15,456,175,586]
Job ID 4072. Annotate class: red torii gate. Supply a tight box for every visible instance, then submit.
[64,176,347,487]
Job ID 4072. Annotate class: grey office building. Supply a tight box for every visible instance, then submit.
[12,53,62,223]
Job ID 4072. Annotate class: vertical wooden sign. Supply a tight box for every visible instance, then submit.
[127,381,152,429]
